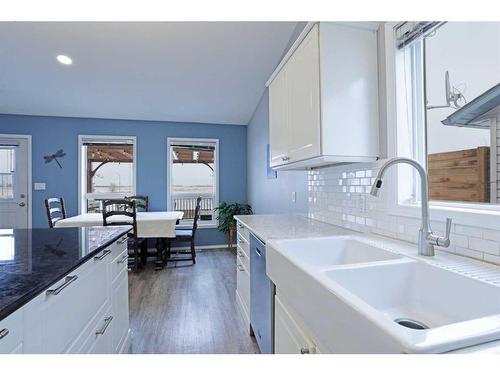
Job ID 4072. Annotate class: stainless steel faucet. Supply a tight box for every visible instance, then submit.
[370,157,452,256]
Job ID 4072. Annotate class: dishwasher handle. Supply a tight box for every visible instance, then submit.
[255,247,262,257]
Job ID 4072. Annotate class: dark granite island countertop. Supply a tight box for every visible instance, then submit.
[0,226,130,321]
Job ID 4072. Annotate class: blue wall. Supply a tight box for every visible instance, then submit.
[246,89,308,214]
[0,114,247,246]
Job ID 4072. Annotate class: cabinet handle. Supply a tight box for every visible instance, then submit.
[94,249,112,260]
[300,347,310,354]
[237,265,244,272]
[117,253,129,264]
[96,316,113,335]
[238,238,244,243]
[255,248,262,257]
[46,275,78,296]
[237,251,244,258]
[0,328,9,340]
[118,236,127,244]
[282,156,290,161]
[237,223,243,229]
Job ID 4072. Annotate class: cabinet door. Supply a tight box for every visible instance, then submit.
[286,24,321,163]
[0,308,23,354]
[111,267,130,353]
[269,65,290,167]
[23,254,110,353]
[274,295,316,354]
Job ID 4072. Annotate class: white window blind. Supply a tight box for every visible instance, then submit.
[396,22,445,49]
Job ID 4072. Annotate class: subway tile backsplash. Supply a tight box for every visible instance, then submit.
[307,163,500,267]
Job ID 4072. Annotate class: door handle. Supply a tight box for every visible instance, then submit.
[0,328,9,340]
[94,249,112,261]
[46,275,78,295]
[18,202,26,207]
[96,316,113,335]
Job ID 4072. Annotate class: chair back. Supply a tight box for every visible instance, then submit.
[45,197,67,228]
[126,195,149,211]
[102,199,138,237]
[191,196,202,237]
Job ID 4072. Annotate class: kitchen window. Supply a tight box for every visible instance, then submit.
[0,147,15,200]
[393,22,500,215]
[79,135,136,213]
[167,138,219,228]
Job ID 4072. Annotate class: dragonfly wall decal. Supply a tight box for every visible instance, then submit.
[44,149,66,168]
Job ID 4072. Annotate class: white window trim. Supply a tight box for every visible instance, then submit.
[78,135,137,214]
[383,22,500,231]
[0,134,32,229]
[166,137,219,229]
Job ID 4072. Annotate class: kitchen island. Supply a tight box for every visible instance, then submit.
[0,226,131,354]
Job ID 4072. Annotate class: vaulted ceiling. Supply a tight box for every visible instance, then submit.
[0,22,298,125]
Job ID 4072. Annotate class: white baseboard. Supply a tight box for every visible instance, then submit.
[170,243,236,251]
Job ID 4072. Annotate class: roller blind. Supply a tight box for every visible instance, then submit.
[396,22,445,49]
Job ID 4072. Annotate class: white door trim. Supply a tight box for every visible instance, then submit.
[0,133,32,229]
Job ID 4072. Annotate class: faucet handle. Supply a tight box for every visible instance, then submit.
[435,218,452,247]
[445,217,452,238]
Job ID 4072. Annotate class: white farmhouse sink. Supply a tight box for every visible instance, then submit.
[268,236,401,271]
[323,260,500,353]
[266,234,500,353]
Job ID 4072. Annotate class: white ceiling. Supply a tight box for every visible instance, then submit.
[0,22,297,125]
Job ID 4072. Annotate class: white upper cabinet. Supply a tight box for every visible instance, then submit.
[269,64,289,166]
[268,22,379,170]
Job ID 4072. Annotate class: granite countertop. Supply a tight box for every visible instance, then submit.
[234,214,355,243]
[0,226,130,321]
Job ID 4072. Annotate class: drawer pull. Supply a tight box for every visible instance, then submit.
[300,347,310,354]
[94,249,112,260]
[96,316,113,335]
[237,265,245,272]
[46,275,78,295]
[238,238,244,243]
[117,253,129,264]
[117,236,128,244]
[0,328,9,340]
[237,251,244,258]
[237,223,243,229]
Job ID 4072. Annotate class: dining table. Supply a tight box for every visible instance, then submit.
[54,211,184,269]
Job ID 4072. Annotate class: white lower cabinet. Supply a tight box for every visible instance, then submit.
[235,222,252,334]
[0,307,24,354]
[274,292,321,354]
[0,234,130,354]
[111,265,130,353]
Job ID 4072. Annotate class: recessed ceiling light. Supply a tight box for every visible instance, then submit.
[56,55,72,65]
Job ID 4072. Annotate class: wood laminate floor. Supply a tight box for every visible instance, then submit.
[128,249,259,354]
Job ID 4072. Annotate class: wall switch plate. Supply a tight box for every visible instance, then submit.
[292,191,296,203]
[34,182,46,190]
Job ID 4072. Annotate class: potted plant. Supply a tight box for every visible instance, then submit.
[214,202,253,250]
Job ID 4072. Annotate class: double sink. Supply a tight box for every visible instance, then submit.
[267,235,500,353]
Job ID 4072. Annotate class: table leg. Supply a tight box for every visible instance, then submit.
[155,238,165,271]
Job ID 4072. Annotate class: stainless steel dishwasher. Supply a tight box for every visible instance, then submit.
[250,233,274,354]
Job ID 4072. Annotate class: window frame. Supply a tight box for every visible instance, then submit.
[166,137,219,229]
[78,134,137,214]
[384,22,500,230]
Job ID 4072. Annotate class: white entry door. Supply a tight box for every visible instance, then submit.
[0,136,30,229]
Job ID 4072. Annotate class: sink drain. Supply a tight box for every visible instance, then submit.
[394,318,429,330]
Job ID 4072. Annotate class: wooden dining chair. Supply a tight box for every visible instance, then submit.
[102,199,146,271]
[166,196,202,265]
[125,195,149,211]
[44,197,67,228]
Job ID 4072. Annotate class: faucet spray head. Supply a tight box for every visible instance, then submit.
[370,178,383,197]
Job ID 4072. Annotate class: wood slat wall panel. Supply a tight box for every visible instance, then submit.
[428,147,490,203]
